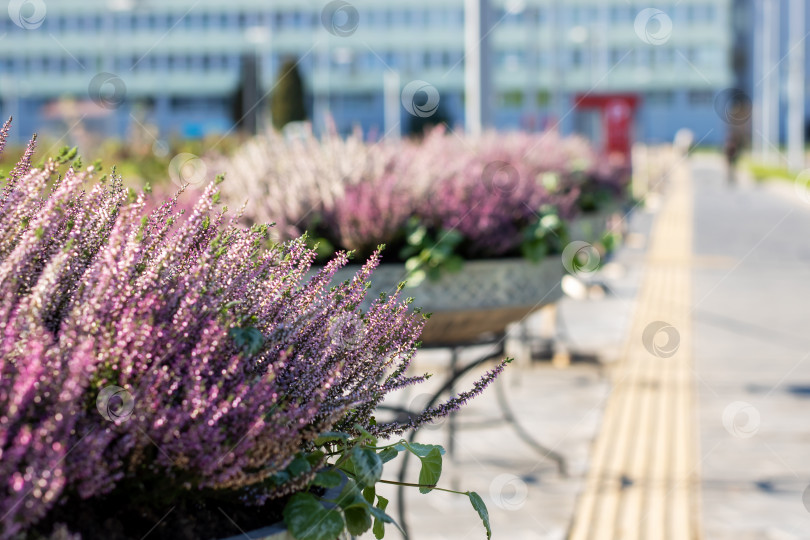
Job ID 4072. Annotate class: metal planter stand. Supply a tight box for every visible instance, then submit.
[330,258,569,537]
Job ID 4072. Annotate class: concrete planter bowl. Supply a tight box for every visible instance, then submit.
[330,257,565,346]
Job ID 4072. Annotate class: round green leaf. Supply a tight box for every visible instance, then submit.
[350,446,383,487]
[283,493,344,540]
[344,506,373,536]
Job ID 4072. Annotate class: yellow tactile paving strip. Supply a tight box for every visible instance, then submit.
[569,164,700,540]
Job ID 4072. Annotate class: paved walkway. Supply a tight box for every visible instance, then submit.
[569,153,810,539]
[370,152,810,539]
[693,156,810,539]
[569,158,699,539]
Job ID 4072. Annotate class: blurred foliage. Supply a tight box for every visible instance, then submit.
[272,59,308,129]
[399,217,465,287]
[0,133,244,189]
[745,160,795,182]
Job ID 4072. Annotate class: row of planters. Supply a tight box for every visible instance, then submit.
[217,125,629,344]
[0,119,628,540]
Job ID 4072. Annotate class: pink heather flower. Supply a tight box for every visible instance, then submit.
[0,120,504,538]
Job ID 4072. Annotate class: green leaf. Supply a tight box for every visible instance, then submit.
[443,255,465,274]
[333,477,363,509]
[305,450,325,467]
[312,469,343,489]
[313,431,351,446]
[229,326,264,355]
[363,486,376,505]
[403,441,445,458]
[344,506,373,536]
[468,492,492,539]
[286,454,312,477]
[404,256,422,272]
[521,241,548,263]
[378,447,399,464]
[372,495,390,539]
[440,228,464,246]
[283,493,344,540]
[426,265,443,282]
[406,224,426,245]
[350,446,383,487]
[339,458,356,477]
[417,447,443,493]
[404,268,426,287]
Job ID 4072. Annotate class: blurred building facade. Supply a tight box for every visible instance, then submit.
[0,0,772,145]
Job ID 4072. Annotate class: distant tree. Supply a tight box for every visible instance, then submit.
[271,59,307,129]
[231,53,261,135]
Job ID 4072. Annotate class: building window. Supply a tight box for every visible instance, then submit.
[688,90,714,104]
[647,91,675,105]
[571,49,583,68]
[500,91,523,107]
[536,7,546,24]
[500,52,524,70]
[636,49,650,68]
[686,5,696,22]
[655,47,675,65]
[441,51,451,68]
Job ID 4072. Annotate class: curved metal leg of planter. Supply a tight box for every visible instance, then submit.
[394,339,567,538]
[494,374,568,476]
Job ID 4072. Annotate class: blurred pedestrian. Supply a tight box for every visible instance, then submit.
[724,130,739,185]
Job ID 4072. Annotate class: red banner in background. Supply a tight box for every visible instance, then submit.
[573,93,639,166]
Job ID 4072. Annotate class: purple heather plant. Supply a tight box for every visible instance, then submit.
[217,125,627,262]
[0,120,505,539]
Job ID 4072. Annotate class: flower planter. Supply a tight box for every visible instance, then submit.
[330,258,565,346]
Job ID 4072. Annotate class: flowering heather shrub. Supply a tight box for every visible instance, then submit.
[217,126,627,262]
[0,121,504,538]
[216,126,400,241]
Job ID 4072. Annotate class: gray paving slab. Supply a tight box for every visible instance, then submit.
[692,156,810,539]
